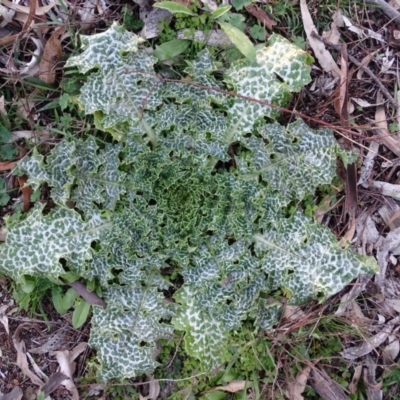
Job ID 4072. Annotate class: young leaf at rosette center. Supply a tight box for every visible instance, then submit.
[224,34,313,139]
[0,204,111,283]
[255,212,378,305]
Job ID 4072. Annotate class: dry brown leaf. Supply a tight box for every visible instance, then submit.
[363,356,383,399]
[300,0,340,77]
[12,324,45,388]
[0,0,59,16]
[8,130,50,144]
[0,96,6,115]
[199,0,217,11]
[374,91,400,157]
[349,365,362,394]
[0,161,15,171]
[245,5,276,30]
[358,141,380,188]
[40,372,68,397]
[140,376,161,400]
[50,342,87,400]
[17,175,32,212]
[0,228,7,242]
[210,381,247,393]
[382,334,400,365]
[283,305,306,321]
[13,11,30,25]
[21,37,44,76]
[0,305,10,335]
[356,52,376,79]
[0,387,23,400]
[341,316,400,360]
[322,10,343,45]
[39,26,66,84]
[68,280,107,308]
[0,4,15,28]
[286,366,311,400]
[29,329,69,354]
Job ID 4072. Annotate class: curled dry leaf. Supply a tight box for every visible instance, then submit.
[140,376,160,400]
[382,333,400,365]
[68,280,107,308]
[50,342,87,400]
[29,328,69,354]
[12,324,45,388]
[335,274,373,316]
[40,372,68,397]
[0,95,6,115]
[349,365,363,394]
[356,52,376,79]
[374,91,400,157]
[300,0,340,78]
[358,141,379,188]
[7,130,51,144]
[322,10,343,45]
[0,228,7,242]
[210,380,247,393]
[140,8,173,39]
[370,181,400,201]
[17,175,32,212]
[0,4,15,28]
[363,356,383,400]
[200,0,218,11]
[245,4,276,31]
[0,387,23,400]
[341,316,400,360]
[0,305,10,335]
[20,38,44,76]
[0,161,14,171]
[283,305,306,321]
[39,26,66,85]
[286,366,311,400]
[0,0,59,16]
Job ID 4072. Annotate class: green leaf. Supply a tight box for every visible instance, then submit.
[211,5,231,19]
[153,39,190,61]
[0,124,12,143]
[153,1,197,16]
[59,93,71,111]
[0,177,10,206]
[0,204,111,282]
[52,287,78,315]
[218,21,256,61]
[231,0,251,11]
[0,144,17,161]
[72,298,91,328]
[249,25,265,41]
[254,212,378,304]
[224,34,313,138]
[22,77,55,91]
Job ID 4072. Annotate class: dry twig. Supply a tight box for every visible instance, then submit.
[310,31,398,109]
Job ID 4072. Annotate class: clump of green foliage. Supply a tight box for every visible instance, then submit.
[0,23,377,381]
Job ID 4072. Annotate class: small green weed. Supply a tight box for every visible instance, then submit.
[122,4,144,31]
